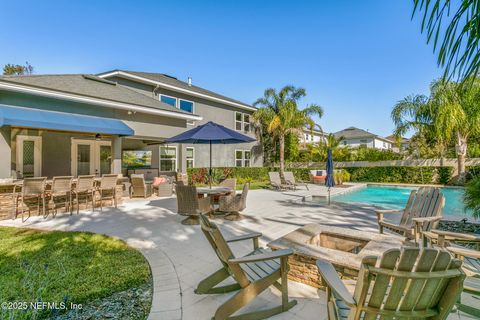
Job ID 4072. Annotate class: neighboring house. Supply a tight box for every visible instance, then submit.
[333,127,393,150]
[0,71,261,179]
[386,135,410,152]
[300,128,327,145]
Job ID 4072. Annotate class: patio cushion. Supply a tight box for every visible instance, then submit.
[313,176,326,180]
[152,176,167,187]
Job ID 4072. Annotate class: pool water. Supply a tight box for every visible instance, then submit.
[332,185,469,219]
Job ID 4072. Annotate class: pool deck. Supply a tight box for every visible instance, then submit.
[0,185,475,320]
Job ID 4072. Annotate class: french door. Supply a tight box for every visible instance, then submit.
[71,139,112,176]
[16,135,42,178]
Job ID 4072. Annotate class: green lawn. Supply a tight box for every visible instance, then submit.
[0,227,151,319]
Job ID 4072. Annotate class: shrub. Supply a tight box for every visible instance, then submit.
[437,167,454,184]
[344,166,436,184]
[464,176,480,219]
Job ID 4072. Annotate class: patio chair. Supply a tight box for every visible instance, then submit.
[72,175,96,214]
[175,185,212,225]
[310,169,327,184]
[422,229,480,317]
[218,183,249,221]
[196,214,297,319]
[47,176,73,216]
[284,171,309,191]
[317,247,465,320]
[213,178,237,204]
[152,175,174,197]
[129,174,148,198]
[376,187,444,242]
[268,172,290,191]
[14,177,47,221]
[96,174,118,211]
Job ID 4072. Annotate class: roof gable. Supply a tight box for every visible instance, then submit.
[97,70,256,111]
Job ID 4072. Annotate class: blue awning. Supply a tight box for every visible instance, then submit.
[0,104,134,136]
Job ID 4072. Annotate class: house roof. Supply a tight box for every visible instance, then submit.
[334,126,392,142]
[97,70,256,111]
[0,74,202,120]
[386,135,410,143]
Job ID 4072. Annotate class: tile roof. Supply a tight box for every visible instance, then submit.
[334,126,392,142]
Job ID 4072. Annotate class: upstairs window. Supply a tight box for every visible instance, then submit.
[179,99,194,113]
[235,112,243,130]
[160,95,177,107]
[235,112,251,132]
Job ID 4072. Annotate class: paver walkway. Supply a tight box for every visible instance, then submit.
[0,186,475,319]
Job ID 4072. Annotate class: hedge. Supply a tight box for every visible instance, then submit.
[187,166,454,185]
[343,166,453,184]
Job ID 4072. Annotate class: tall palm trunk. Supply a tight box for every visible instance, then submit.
[279,134,285,179]
[456,132,467,180]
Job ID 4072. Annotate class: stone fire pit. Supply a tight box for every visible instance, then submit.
[267,224,405,288]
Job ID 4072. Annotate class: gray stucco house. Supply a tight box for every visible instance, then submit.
[0,70,261,179]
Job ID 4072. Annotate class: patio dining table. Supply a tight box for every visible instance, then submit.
[196,186,233,197]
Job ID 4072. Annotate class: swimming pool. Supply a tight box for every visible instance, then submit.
[330,185,469,219]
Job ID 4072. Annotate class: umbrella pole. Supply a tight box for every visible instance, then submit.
[328,187,331,205]
[209,141,212,189]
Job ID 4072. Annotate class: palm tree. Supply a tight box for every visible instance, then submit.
[392,78,480,180]
[253,86,323,178]
[412,0,480,81]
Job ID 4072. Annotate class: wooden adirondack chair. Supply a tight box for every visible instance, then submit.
[422,229,480,317]
[196,214,297,320]
[376,187,444,242]
[317,247,465,320]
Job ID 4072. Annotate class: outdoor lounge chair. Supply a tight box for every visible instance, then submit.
[284,171,309,190]
[268,172,290,191]
[376,187,444,242]
[152,175,174,197]
[129,174,148,198]
[422,229,480,317]
[175,185,212,225]
[196,214,297,319]
[218,183,249,220]
[317,247,465,320]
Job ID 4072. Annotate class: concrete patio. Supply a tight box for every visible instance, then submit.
[0,185,475,320]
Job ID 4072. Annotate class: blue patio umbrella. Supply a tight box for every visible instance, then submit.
[166,121,256,187]
[325,148,335,204]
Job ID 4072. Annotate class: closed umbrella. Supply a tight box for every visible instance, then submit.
[166,121,255,188]
[325,148,335,204]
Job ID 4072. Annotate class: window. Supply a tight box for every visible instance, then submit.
[235,112,243,131]
[179,99,194,113]
[244,151,251,167]
[343,141,347,145]
[235,112,251,132]
[235,150,251,167]
[186,147,194,169]
[360,139,368,143]
[159,146,177,171]
[243,114,250,132]
[160,95,177,107]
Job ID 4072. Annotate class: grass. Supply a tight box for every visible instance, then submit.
[0,227,151,319]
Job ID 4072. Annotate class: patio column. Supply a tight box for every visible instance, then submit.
[111,136,122,175]
[0,127,11,178]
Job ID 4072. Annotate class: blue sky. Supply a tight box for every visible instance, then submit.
[0,1,442,137]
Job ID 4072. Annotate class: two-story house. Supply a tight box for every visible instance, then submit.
[333,127,393,150]
[300,128,327,145]
[0,70,262,179]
